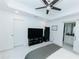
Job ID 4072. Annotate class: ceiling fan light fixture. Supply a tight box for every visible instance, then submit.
[47,6,51,10]
[47,0,53,3]
[36,0,61,14]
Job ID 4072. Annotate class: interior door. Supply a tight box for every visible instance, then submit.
[0,12,13,51]
[63,22,75,46]
[13,20,26,47]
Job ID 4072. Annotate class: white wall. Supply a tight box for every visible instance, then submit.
[13,13,47,47]
[0,9,47,51]
[73,21,79,53]
[49,21,64,46]
[48,13,79,46]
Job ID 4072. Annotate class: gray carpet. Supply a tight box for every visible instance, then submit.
[25,44,61,59]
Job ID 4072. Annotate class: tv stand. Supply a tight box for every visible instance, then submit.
[28,37,43,46]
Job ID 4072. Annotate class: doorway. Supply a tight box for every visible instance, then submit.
[63,22,76,50]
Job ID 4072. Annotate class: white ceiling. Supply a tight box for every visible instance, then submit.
[3,0,79,20]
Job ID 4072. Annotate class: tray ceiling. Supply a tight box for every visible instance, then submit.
[5,0,79,20]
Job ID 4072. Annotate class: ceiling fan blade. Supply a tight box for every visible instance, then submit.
[42,0,48,5]
[52,6,61,11]
[35,6,47,9]
[46,10,49,14]
[50,0,59,5]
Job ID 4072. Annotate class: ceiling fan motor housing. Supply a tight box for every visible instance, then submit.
[36,0,61,14]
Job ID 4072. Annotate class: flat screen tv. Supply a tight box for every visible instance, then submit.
[28,28,43,39]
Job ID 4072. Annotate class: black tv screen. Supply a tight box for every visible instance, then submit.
[28,28,43,39]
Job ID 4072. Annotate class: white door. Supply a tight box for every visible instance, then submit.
[0,12,13,51]
[13,20,26,47]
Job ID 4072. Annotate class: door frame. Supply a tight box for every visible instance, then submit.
[63,22,76,46]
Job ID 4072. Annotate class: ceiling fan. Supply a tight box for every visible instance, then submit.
[35,0,61,14]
